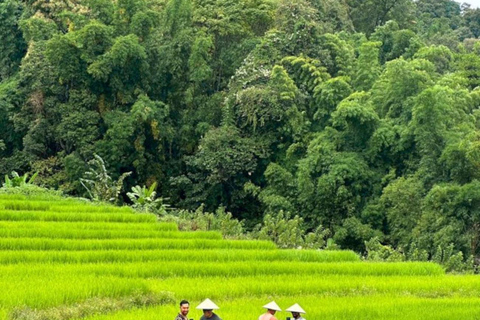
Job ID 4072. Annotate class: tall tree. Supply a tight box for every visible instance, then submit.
[0,0,27,80]
[347,0,414,35]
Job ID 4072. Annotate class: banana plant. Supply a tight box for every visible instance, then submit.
[80,154,131,203]
[127,182,169,214]
[2,171,38,188]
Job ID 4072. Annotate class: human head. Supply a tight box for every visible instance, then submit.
[196,298,219,314]
[203,309,213,318]
[286,303,305,319]
[179,300,189,316]
[263,301,281,315]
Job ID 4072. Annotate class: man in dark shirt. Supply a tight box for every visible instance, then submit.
[200,309,222,320]
[175,300,190,320]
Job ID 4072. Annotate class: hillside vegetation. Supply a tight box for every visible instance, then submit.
[2,0,480,262]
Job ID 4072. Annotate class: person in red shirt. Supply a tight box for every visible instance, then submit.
[258,301,282,320]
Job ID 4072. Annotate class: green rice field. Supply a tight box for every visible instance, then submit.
[1,193,479,320]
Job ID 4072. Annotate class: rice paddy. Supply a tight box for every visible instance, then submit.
[0,193,479,320]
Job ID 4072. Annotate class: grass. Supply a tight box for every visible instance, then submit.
[0,193,476,320]
[0,261,444,279]
[0,249,360,264]
[0,228,221,240]
[0,210,157,223]
[10,292,174,320]
[0,221,178,231]
[147,274,480,300]
[0,238,277,250]
[0,275,150,308]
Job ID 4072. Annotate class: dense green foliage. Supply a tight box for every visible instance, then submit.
[2,0,480,264]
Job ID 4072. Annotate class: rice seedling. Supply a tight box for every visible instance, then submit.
[0,228,221,240]
[0,210,156,223]
[0,221,177,231]
[0,275,150,309]
[0,238,277,251]
[10,291,174,320]
[0,261,444,279]
[0,248,359,264]
[147,273,480,301]
[0,203,136,214]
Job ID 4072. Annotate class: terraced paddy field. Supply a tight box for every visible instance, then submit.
[1,192,480,320]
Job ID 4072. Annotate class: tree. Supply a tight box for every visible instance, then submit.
[178,124,265,217]
[54,92,102,156]
[416,181,480,261]
[45,34,84,85]
[456,43,480,90]
[415,0,462,30]
[331,92,379,151]
[296,129,374,229]
[318,33,355,77]
[0,78,23,161]
[463,7,480,38]
[0,0,26,80]
[371,21,423,64]
[274,0,323,56]
[313,76,353,129]
[371,58,433,122]
[414,45,453,74]
[440,131,480,186]
[380,176,425,247]
[347,0,414,35]
[88,34,148,104]
[95,94,171,185]
[411,85,473,185]
[353,41,382,91]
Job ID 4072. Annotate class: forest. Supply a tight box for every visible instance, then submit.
[2,0,480,265]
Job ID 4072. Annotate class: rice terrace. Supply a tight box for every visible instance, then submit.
[0,189,477,320]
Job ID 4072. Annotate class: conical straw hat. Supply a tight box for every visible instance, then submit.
[286,303,306,314]
[196,298,219,310]
[263,301,281,311]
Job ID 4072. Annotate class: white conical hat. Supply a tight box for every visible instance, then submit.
[263,301,281,311]
[286,303,306,314]
[196,298,219,310]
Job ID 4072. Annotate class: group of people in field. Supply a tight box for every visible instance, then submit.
[174,299,306,320]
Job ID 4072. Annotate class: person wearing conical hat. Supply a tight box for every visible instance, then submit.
[197,298,222,320]
[258,301,281,320]
[286,303,306,320]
